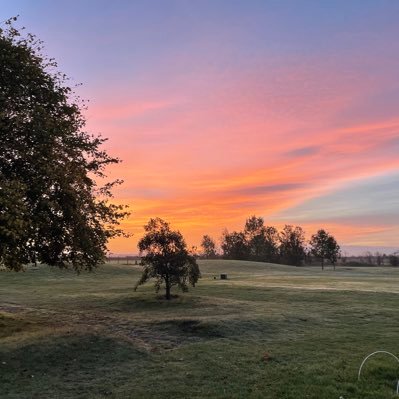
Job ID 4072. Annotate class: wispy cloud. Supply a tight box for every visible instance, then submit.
[285,146,321,158]
[229,183,308,196]
[18,0,398,252]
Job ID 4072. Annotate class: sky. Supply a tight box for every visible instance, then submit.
[2,0,399,254]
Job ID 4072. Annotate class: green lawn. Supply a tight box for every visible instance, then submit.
[1,260,399,398]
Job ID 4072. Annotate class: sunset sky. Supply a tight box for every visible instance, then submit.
[3,1,399,254]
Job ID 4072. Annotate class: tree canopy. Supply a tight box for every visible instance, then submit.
[279,225,306,266]
[221,229,249,260]
[221,217,301,265]
[135,218,201,299]
[309,229,341,270]
[0,19,128,271]
[200,234,217,258]
[244,216,279,263]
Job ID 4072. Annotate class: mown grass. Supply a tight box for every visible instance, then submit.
[1,260,399,398]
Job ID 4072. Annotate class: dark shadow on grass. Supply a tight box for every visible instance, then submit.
[152,317,284,342]
[155,319,225,339]
[103,294,216,313]
[0,334,149,399]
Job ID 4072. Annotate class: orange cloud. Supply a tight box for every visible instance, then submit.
[84,59,399,253]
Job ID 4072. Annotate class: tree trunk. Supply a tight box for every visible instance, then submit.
[165,277,171,300]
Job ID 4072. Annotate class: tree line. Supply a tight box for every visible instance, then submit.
[341,251,399,267]
[201,216,341,269]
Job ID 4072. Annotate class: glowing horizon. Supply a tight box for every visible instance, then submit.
[3,1,399,253]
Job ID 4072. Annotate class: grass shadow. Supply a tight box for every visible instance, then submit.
[0,333,149,399]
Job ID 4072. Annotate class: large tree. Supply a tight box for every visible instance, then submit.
[221,229,249,260]
[0,19,128,271]
[244,215,279,263]
[135,218,200,300]
[309,229,340,270]
[279,225,306,266]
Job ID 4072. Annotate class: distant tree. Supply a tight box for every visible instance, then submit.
[309,229,341,270]
[0,18,128,271]
[363,251,374,266]
[200,235,217,259]
[244,216,264,239]
[375,252,383,266]
[190,245,199,258]
[341,251,349,265]
[244,216,279,263]
[135,218,201,300]
[389,255,399,267]
[221,230,249,260]
[279,225,306,266]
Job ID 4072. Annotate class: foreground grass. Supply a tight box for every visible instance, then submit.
[1,260,399,398]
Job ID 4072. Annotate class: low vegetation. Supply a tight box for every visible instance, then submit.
[1,260,399,398]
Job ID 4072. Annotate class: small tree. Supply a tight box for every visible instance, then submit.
[375,252,383,266]
[363,251,374,266]
[200,235,217,258]
[135,218,200,300]
[389,255,399,267]
[309,229,341,270]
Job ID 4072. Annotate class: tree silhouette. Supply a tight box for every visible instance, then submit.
[389,255,399,267]
[244,216,279,263]
[309,229,340,270]
[221,229,249,260]
[279,225,306,266]
[0,18,128,271]
[200,235,217,258]
[136,218,200,299]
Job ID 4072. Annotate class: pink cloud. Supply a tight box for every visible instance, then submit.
[82,56,399,252]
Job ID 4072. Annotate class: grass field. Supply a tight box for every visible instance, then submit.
[1,260,399,399]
